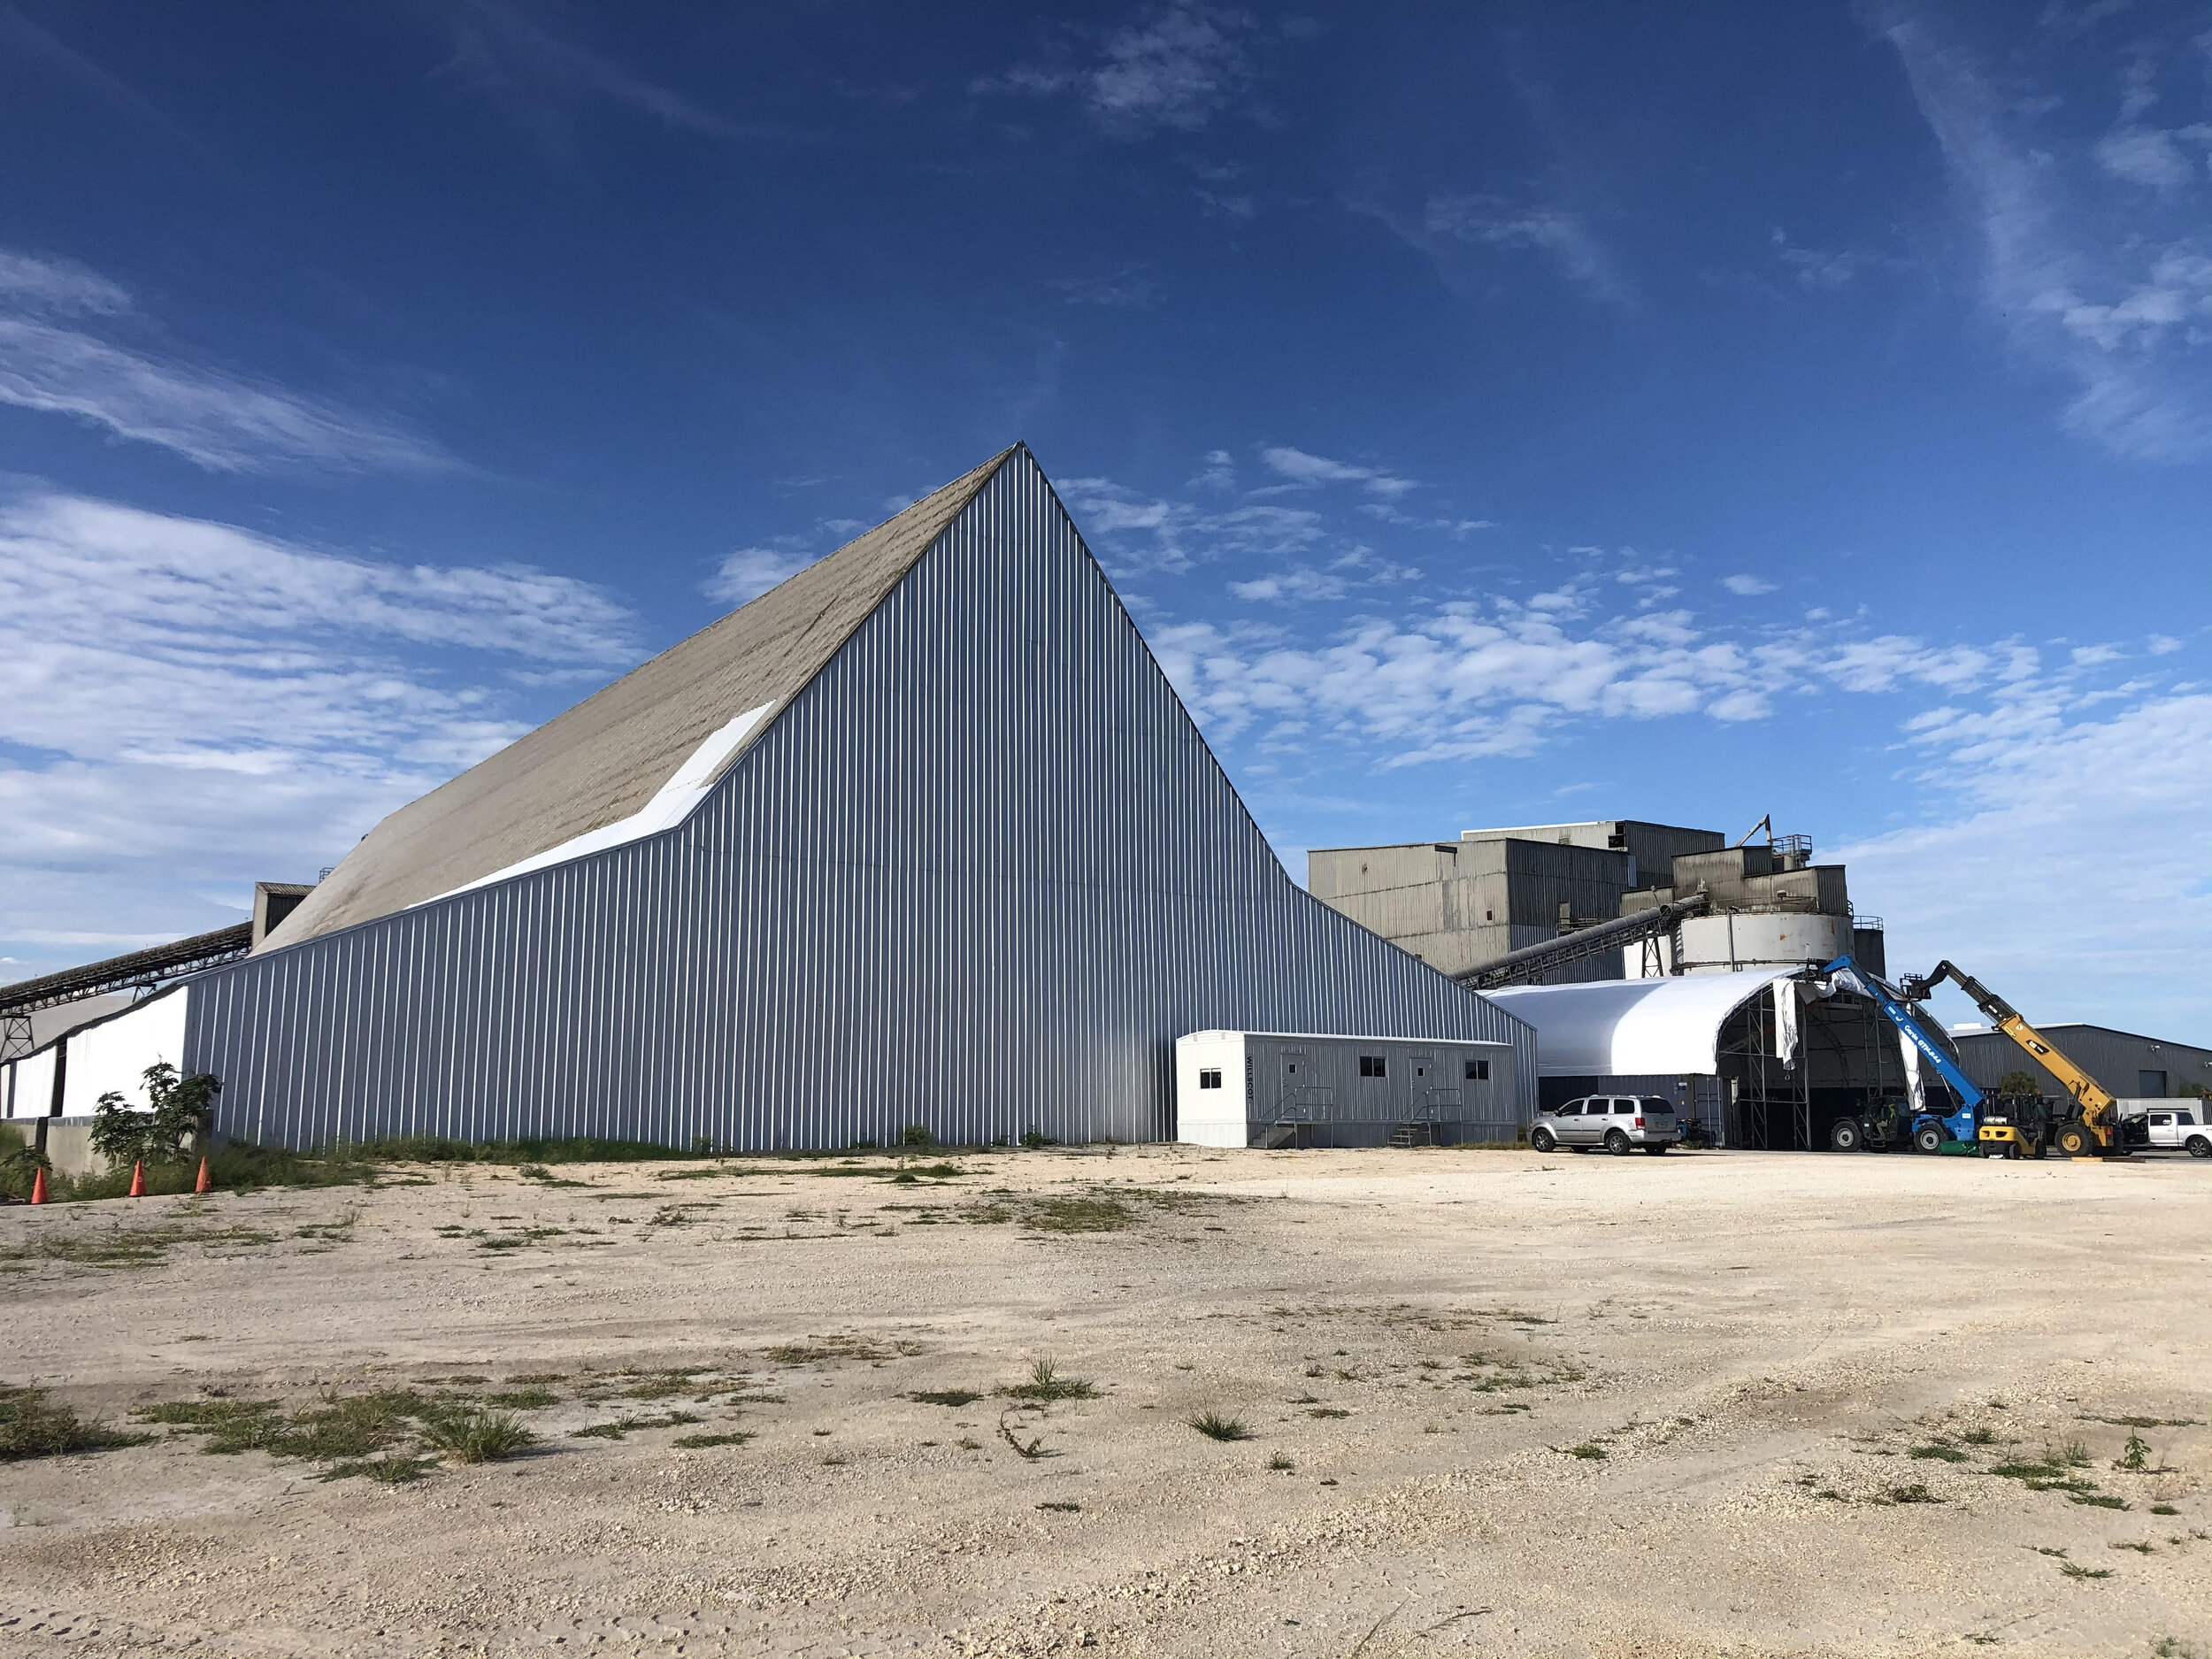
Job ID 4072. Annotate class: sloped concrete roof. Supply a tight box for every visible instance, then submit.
[269,448,1016,948]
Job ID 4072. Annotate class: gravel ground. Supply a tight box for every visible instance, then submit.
[2,1143,2208,1658]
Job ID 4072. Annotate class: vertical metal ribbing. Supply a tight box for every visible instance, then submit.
[180,449,1534,1152]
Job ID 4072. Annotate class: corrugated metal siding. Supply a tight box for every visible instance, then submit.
[185,452,1535,1151]
[1955,1025,2212,1100]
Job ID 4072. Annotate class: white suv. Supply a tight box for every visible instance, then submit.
[1530,1095,1679,1156]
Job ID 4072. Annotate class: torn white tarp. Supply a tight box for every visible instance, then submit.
[1483,969,1805,1078]
[427,701,778,905]
[1899,1030,1926,1114]
[1775,979,1802,1069]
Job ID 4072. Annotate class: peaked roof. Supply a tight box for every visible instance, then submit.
[269,448,1017,948]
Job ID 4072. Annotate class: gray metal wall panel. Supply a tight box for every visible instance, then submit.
[1955,1026,2212,1100]
[184,452,1536,1151]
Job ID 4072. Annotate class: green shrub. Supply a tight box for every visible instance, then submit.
[89,1064,219,1170]
[2,1386,150,1460]
[1188,1411,1251,1442]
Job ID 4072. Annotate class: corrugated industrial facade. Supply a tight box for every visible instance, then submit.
[1955,1024,2212,1102]
[184,449,1533,1151]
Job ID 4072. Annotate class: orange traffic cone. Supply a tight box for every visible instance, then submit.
[29,1167,47,1205]
[195,1156,212,1194]
[127,1160,146,1197]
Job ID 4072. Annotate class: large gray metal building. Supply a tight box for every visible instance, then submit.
[1953,1023,2212,1102]
[153,446,1531,1151]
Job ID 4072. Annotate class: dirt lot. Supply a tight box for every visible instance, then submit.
[3,1144,2208,1658]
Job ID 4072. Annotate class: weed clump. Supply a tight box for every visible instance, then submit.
[671,1432,754,1449]
[1188,1411,1252,1442]
[422,1409,534,1463]
[1,1386,149,1460]
[910,1389,985,1408]
[999,1359,1101,1402]
[574,1412,702,1440]
[320,1455,438,1484]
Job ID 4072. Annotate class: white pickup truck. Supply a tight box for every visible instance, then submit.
[2115,1100,2212,1157]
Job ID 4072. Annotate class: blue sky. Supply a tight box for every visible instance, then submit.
[2,1,2208,1041]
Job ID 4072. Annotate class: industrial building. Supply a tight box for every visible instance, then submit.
[1952,1022,2212,1103]
[1312,818,1906,1148]
[4,446,1532,1154]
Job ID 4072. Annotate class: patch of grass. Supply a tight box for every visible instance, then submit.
[421,1409,534,1463]
[2085,1415,2202,1429]
[0,1221,278,1269]
[1188,1411,1251,1442]
[2069,1492,2130,1509]
[2151,1504,2181,1516]
[2112,1540,2156,1554]
[2059,1562,2112,1580]
[320,1454,438,1484]
[1911,1443,1971,1462]
[273,1391,426,1461]
[1266,1453,1294,1471]
[134,1397,283,1453]
[999,1358,1101,1402]
[1035,1500,1081,1513]
[910,1389,985,1408]
[2055,1437,2093,1468]
[1883,1483,1942,1504]
[1566,1443,1608,1461]
[1308,1407,1350,1419]
[483,1387,558,1409]
[509,1372,566,1385]
[764,1337,907,1365]
[1,1386,150,1460]
[1961,1426,1999,1445]
[617,1370,705,1401]
[349,1135,697,1166]
[573,1411,703,1440]
[671,1432,754,1449]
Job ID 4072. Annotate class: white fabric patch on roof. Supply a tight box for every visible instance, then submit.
[429,701,777,904]
[1482,969,1798,1076]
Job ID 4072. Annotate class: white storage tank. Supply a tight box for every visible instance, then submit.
[1176,1029,1520,1149]
[1626,911,1850,978]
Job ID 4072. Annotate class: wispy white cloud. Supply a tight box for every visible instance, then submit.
[0,249,131,314]
[433,0,790,146]
[0,249,453,474]
[1050,263,1161,308]
[1838,687,2212,1033]
[1724,573,1778,595]
[1418,194,1634,307]
[0,488,637,983]
[705,545,810,606]
[1258,444,1414,497]
[979,3,1275,138]
[1882,9,2212,459]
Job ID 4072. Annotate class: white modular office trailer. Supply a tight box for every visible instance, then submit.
[1176,1029,1523,1149]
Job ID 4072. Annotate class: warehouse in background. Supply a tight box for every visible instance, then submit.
[16,447,1531,1154]
[1951,1022,2212,1103]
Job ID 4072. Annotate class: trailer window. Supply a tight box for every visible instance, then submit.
[1359,1056,1386,1079]
[1198,1070,1222,1089]
[1464,1059,1489,1081]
